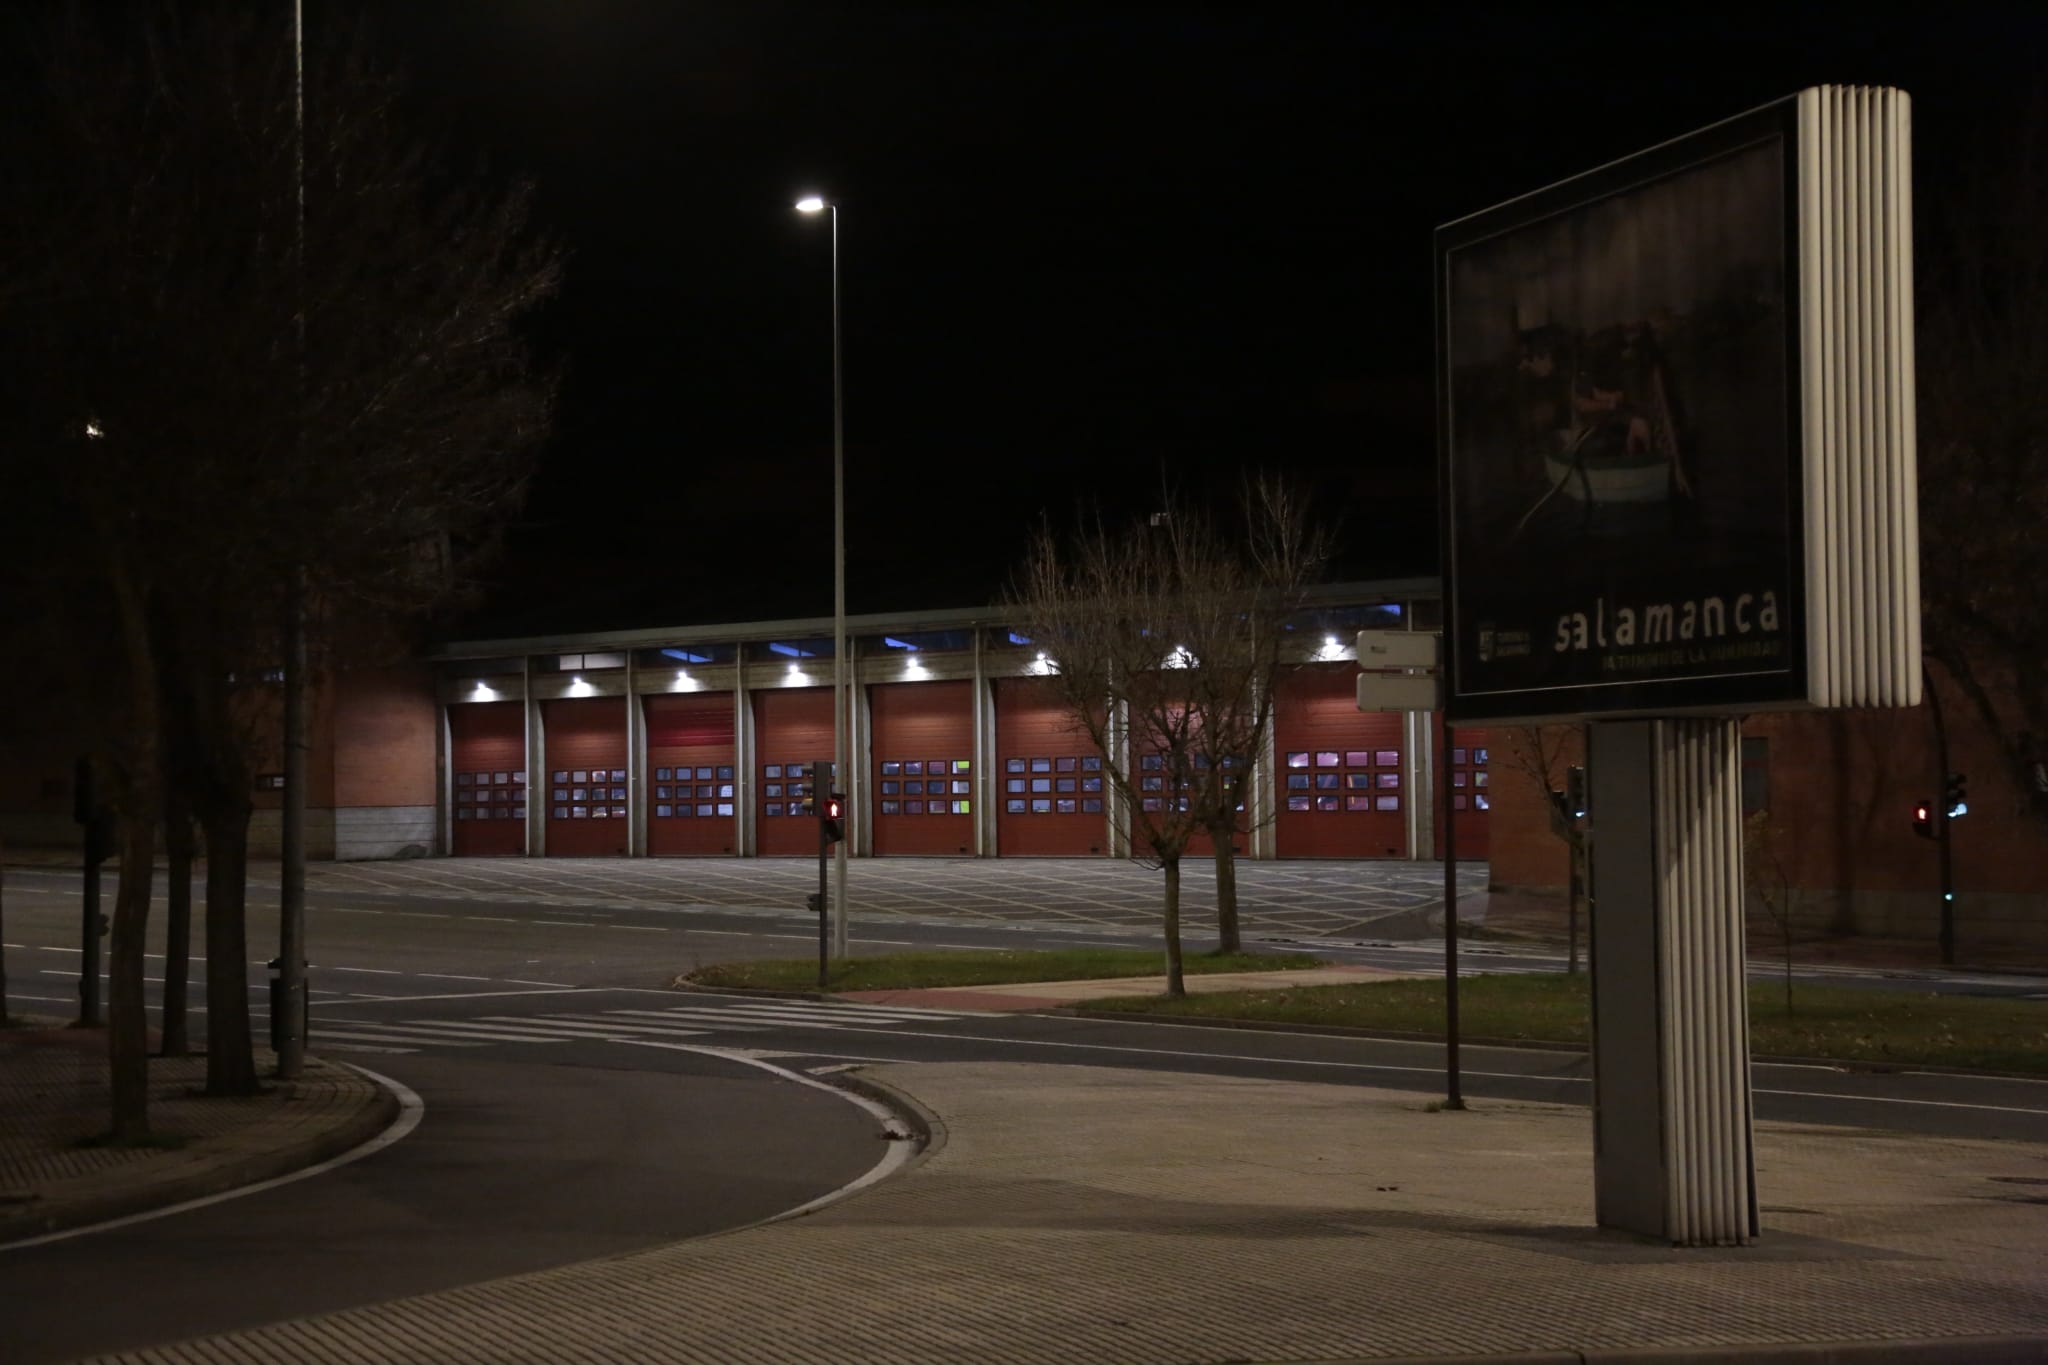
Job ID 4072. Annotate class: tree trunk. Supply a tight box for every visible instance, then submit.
[108,795,157,1142]
[0,848,10,1024]
[1210,830,1241,954]
[160,797,194,1057]
[201,808,259,1096]
[106,554,159,1143]
[1161,854,1187,997]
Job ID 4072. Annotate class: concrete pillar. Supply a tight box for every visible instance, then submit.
[1588,717,1757,1246]
[523,657,544,857]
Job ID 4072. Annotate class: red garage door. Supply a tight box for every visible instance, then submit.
[543,697,628,857]
[994,677,1107,856]
[870,680,974,856]
[1274,665,1407,858]
[647,693,738,856]
[450,701,525,856]
[1431,720,1493,861]
[753,687,835,856]
[1129,745,1246,860]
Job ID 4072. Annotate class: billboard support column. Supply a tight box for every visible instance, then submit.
[1589,717,1756,1247]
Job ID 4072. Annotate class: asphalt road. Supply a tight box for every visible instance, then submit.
[3,857,2045,1362]
[2,1043,888,1365]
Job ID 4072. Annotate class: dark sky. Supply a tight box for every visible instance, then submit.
[357,2,2045,639]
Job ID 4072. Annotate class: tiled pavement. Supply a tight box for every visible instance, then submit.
[77,1062,2048,1364]
[0,1022,394,1242]
[287,856,1492,941]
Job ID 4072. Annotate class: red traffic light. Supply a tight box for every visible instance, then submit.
[824,795,844,821]
[1911,801,1935,839]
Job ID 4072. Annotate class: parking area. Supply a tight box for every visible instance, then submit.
[292,856,1491,941]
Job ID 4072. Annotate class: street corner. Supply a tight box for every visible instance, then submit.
[0,1046,404,1248]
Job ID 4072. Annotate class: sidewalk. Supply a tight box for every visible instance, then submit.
[0,1021,396,1244]
[67,1059,2048,1364]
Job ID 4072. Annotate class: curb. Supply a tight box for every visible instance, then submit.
[674,983,2043,1083]
[0,1058,400,1244]
[1321,1333,2048,1363]
[1051,1007,2047,1082]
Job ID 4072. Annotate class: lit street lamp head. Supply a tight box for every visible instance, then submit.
[794,195,827,213]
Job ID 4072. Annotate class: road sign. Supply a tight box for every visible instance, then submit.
[1355,629,1442,712]
[1355,630,1439,670]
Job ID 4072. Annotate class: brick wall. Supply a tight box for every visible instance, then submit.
[330,666,437,808]
[1486,689,2048,946]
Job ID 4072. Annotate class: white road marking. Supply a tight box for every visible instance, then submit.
[315,1042,419,1055]
[465,917,521,923]
[609,1040,920,1222]
[475,1015,712,1041]
[315,987,642,1006]
[606,925,669,932]
[328,966,404,976]
[322,1019,577,1044]
[502,978,574,987]
[310,1027,490,1048]
[418,974,491,981]
[327,908,384,915]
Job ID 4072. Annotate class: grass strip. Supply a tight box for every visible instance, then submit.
[685,947,1319,993]
[1080,973,2048,1075]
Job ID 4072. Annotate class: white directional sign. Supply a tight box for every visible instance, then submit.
[1355,630,1443,713]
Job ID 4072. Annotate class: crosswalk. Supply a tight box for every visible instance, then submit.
[310,997,979,1055]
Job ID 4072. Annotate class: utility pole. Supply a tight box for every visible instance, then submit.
[276,0,311,1077]
[1442,721,1464,1110]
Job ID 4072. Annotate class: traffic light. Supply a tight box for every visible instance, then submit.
[820,791,845,845]
[1911,800,1934,839]
[1564,765,1588,821]
[1945,772,1968,819]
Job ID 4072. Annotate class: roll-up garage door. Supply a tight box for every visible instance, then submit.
[869,680,974,856]
[993,677,1108,856]
[1273,665,1406,858]
[1431,719,1492,861]
[1129,742,1247,859]
[753,686,834,856]
[647,693,738,856]
[450,701,526,856]
[542,697,628,857]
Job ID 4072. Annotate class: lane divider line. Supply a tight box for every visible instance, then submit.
[610,1040,920,1222]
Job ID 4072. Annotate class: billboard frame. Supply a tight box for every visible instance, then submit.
[1436,96,1811,726]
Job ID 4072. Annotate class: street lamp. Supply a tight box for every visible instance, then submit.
[796,193,848,958]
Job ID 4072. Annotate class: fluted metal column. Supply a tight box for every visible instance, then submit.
[1588,717,1757,1247]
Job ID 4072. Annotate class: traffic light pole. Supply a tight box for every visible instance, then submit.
[817,814,830,990]
[1441,721,1464,1111]
[1925,663,1955,966]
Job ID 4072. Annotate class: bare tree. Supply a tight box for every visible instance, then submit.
[1009,482,1326,988]
[1917,99,2048,816]
[1178,479,1328,951]
[1503,725,1589,972]
[0,3,561,1114]
[1742,810,1799,1016]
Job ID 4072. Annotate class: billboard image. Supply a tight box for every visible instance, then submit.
[1439,108,1806,721]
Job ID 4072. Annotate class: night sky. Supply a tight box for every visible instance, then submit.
[354,3,2044,639]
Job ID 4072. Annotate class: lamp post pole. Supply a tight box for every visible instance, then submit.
[829,201,848,959]
[798,194,849,959]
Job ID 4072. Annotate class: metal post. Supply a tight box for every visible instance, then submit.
[830,202,849,959]
[78,826,102,1028]
[1442,720,1463,1110]
[1925,662,1955,965]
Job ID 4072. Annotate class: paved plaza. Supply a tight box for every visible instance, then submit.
[283,855,1492,942]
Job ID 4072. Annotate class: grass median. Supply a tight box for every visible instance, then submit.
[684,947,1319,993]
[1079,973,2048,1075]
